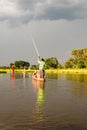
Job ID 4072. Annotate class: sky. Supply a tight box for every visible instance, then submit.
[0,0,87,66]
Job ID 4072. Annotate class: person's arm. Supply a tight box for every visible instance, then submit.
[38,56,41,60]
[38,56,41,63]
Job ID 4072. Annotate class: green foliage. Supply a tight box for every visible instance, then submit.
[30,65,38,69]
[65,48,87,68]
[64,58,74,68]
[57,63,63,69]
[10,63,14,68]
[1,48,87,69]
[0,66,10,69]
[14,60,30,69]
[45,57,58,69]
[77,61,85,68]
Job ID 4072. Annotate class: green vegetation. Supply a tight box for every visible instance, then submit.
[10,60,30,69]
[45,48,87,69]
[0,48,87,70]
[65,48,87,68]
[45,57,58,69]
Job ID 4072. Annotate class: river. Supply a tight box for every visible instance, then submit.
[0,72,87,130]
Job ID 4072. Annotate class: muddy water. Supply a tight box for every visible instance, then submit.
[0,73,87,130]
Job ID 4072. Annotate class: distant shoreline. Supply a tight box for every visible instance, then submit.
[0,69,87,74]
[46,69,87,74]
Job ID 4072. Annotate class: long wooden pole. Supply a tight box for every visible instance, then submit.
[31,36,40,56]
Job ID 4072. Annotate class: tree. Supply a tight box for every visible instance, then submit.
[10,63,14,68]
[57,63,63,69]
[30,65,38,69]
[77,61,85,68]
[45,57,58,69]
[64,58,74,68]
[72,48,87,68]
[14,60,30,69]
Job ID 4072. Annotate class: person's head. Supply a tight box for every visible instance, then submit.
[41,58,45,61]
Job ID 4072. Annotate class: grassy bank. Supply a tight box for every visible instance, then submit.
[0,69,35,73]
[0,68,87,74]
[46,69,87,74]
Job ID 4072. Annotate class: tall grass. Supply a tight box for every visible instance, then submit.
[0,68,87,74]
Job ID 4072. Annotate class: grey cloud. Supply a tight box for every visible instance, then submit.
[38,4,87,20]
[16,0,36,10]
[0,0,87,25]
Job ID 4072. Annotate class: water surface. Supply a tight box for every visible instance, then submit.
[0,73,87,130]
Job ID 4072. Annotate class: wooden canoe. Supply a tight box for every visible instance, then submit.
[32,75,45,82]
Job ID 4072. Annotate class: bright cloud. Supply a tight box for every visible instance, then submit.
[0,0,19,16]
[0,0,87,25]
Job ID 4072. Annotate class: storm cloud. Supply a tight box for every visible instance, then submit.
[0,0,87,25]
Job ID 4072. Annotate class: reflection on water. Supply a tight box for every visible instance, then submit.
[32,80,45,123]
[47,73,87,83]
[56,74,87,98]
[46,73,87,99]
[10,72,15,88]
[22,72,26,88]
[0,73,87,129]
[10,72,30,89]
[46,73,58,79]
[65,74,87,83]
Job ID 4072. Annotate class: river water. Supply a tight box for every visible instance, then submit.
[0,72,87,130]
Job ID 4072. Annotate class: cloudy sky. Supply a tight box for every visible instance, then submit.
[0,0,87,66]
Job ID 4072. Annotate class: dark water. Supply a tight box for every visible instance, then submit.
[0,72,87,130]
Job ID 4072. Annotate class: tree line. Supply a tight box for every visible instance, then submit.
[65,48,87,68]
[0,48,87,69]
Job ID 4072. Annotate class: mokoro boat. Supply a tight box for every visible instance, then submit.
[32,75,45,82]
[32,70,45,82]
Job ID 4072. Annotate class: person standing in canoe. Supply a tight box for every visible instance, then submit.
[38,56,45,78]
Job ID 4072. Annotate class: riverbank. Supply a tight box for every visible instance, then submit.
[46,69,87,74]
[0,68,87,74]
[0,69,35,73]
